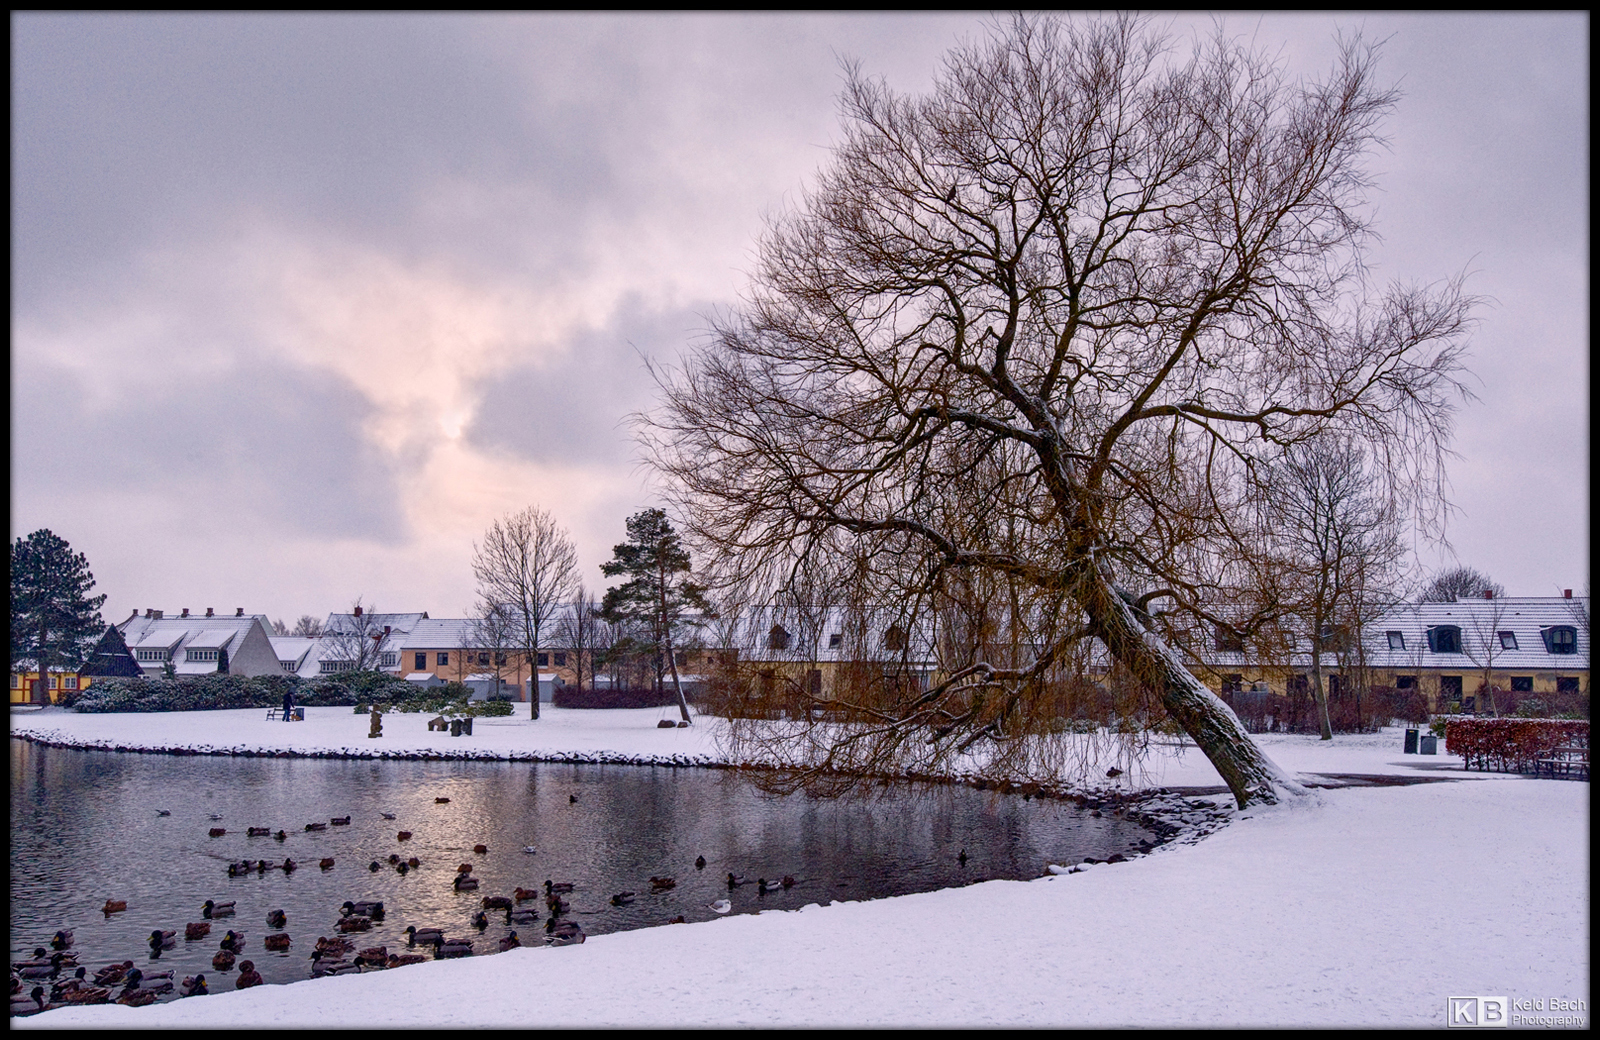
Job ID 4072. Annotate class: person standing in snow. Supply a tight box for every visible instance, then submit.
[282,687,295,722]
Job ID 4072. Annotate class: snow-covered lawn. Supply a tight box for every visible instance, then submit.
[10,706,1589,1028]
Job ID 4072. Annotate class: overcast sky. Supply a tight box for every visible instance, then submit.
[11,13,1588,627]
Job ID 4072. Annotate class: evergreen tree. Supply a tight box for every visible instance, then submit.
[10,530,107,702]
[600,508,710,722]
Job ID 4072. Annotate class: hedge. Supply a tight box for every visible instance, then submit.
[70,672,417,713]
[1444,718,1590,773]
[553,685,685,710]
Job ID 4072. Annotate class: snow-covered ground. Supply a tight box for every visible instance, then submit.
[10,706,1590,1028]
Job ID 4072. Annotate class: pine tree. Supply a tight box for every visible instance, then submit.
[600,509,710,722]
[11,530,108,703]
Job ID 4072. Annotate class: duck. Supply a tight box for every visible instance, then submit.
[10,986,47,1017]
[473,844,488,855]
[782,875,796,888]
[156,810,171,817]
[709,899,732,914]
[610,891,636,906]
[185,921,212,941]
[514,887,541,902]
[304,822,327,832]
[470,911,489,930]
[202,899,236,918]
[330,816,351,826]
[456,862,474,874]
[209,827,227,838]
[125,970,173,995]
[396,862,409,876]
[453,875,480,892]
[281,858,296,873]
[545,894,569,915]
[481,895,513,911]
[219,930,246,953]
[389,853,402,864]
[498,932,522,952]
[211,949,236,971]
[93,961,135,986]
[226,860,250,878]
[354,946,388,967]
[314,935,354,956]
[57,983,112,1006]
[266,909,287,929]
[758,877,782,893]
[543,879,575,894]
[263,933,291,951]
[386,953,428,968]
[668,915,687,924]
[695,855,707,870]
[407,857,420,868]
[116,986,158,1007]
[380,812,397,821]
[435,939,474,959]
[544,920,584,946]
[320,858,336,871]
[179,974,208,997]
[255,859,273,873]
[508,908,540,926]
[336,916,372,933]
[396,831,413,841]
[650,876,676,890]
[16,953,71,979]
[726,873,747,888]
[246,826,271,837]
[273,830,287,842]
[435,797,450,804]
[234,961,263,989]
[50,929,74,950]
[568,794,578,803]
[403,926,445,946]
[521,845,538,855]
[208,813,224,821]
[369,861,382,872]
[148,929,176,951]
[958,849,968,865]
[102,899,128,915]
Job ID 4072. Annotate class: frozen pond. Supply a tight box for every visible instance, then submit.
[10,738,1155,1001]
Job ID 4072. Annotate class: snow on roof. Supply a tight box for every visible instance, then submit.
[184,629,239,650]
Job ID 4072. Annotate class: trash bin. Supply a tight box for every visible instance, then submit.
[1404,728,1418,754]
[293,707,305,722]
[1419,735,1437,755]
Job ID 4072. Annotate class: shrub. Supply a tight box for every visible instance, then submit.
[553,685,683,710]
[72,671,415,713]
[1444,718,1590,773]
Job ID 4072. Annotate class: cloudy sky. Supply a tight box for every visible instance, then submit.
[11,13,1588,627]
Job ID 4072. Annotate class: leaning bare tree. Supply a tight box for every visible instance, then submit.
[646,16,1475,807]
[472,506,579,719]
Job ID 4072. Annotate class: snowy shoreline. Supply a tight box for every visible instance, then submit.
[10,707,1590,1028]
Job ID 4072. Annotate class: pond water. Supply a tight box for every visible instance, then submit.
[10,739,1155,1002]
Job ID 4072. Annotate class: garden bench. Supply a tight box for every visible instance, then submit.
[1535,746,1589,781]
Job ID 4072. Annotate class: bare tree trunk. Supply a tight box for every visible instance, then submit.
[662,629,692,724]
[1309,633,1334,741]
[1084,570,1299,808]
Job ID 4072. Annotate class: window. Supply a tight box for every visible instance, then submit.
[1541,626,1577,655]
[807,669,823,696]
[1510,676,1533,692]
[186,649,218,662]
[477,652,490,666]
[415,652,427,671]
[553,653,565,667]
[437,652,449,666]
[1221,674,1243,695]
[136,649,168,662]
[495,653,507,666]
[1387,631,1406,651]
[10,675,19,689]
[828,633,843,649]
[47,675,58,689]
[1439,675,1463,703]
[537,653,549,667]
[1427,626,1462,653]
[380,652,398,668]
[320,660,354,674]
[1556,676,1580,694]
[1214,625,1243,652]
[1396,675,1417,690]
[281,661,297,673]
[64,676,79,690]
[883,625,907,652]
[767,625,791,651]
[1497,631,1518,651]
[1319,625,1350,652]
[1327,674,1342,697]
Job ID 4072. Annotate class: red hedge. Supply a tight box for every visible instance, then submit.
[1444,718,1590,773]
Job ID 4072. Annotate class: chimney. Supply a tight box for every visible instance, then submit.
[182,608,190,617]
[145,609,153,619]
[236,608,244,617]
[354,606,363,618]
[1565,589,1573,599]
[153,610,163,620]
[1483,590,1493,600]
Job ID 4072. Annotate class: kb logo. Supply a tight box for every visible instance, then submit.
[1449,996,1508,1027]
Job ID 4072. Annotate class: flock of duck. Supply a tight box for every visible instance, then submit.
[11,810,795,1017]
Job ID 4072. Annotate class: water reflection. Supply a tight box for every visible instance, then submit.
[10,739,1153,1000]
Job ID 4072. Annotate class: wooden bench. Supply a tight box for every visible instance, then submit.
[1535,746,1589,781]
[265,707,285,721]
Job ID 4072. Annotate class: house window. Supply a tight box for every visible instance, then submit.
[537,653,548,667]
[281,661,297,673]
[47,675,58,689]
[1221,674,1243,695]
[828,633,843,649]
[1396,675,1417,690]
[64,675,79,690]
[1556,676,1579,694]
[10,675,19,689]
[380,652,398,668]
[477,653,490,666]
[1214,625,1243,652]
[1327,674,1341,697]
[1510,676,1533,692]
[1386,631,1406,651]
[136,649,168,662]
[1318,625,1350,652]
[553,653,565,667]
[495,653,507,666]
[320,660,354,674]
[807,669,823,696]
[186,648,218,662]
[437,653,449,666]
[883,625,907,652]
[415,652,427,670]
[767,625,791,651]
[1439,675,1463,704]
[1427,626,1462,653]
[1497,631,1519,651]
[1541,626,1577,655]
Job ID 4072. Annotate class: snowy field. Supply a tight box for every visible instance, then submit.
[10,706,1590,1028]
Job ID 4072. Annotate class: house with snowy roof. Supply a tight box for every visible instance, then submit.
[113,607,281,678]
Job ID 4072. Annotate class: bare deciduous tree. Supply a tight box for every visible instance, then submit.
[323,599,395,672]
[558,588,608,691]
[646,15,1474,807]
[290,615,325,639]
[472,506,579,720]
[1419,566,1503,604]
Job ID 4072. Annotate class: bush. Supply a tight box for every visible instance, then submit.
[1444,718,1590,773]
[72,671,415,713]
[553,685,683,710]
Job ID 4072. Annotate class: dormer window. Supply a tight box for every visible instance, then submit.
[186,649,219,662]
[1541,626,1577,655]
[1497,631,1518,651]
[828,633,843,649]
[136,648,169,662]
[767,625,791,651]
[1426,626,1462,654]
[1386,631,1406,650]
[1214,625,1243,652]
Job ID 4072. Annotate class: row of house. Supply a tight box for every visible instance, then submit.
[11,595,1589,716]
